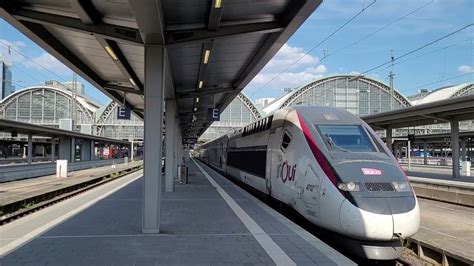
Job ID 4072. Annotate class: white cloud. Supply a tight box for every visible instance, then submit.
[246,44,328,95]
[458,65,474,74]
[262,44,318,72]
[24,52,70,75]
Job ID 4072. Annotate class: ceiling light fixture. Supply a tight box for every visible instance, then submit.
[203,49,211,64]
[214,0,222,8]
[104,46,118,61]
[194,107,197,112]
[198,80,203,89]
[129,78,136,86]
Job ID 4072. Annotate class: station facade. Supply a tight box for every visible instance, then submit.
[200,75,473,145]
[199,93,262,141]
[1,76,472,146]
[0,81,144,141]
[262,75,411,116]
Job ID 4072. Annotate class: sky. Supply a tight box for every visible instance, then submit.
[0,0,473,105]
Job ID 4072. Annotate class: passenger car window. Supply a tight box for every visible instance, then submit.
[281,131,292,151]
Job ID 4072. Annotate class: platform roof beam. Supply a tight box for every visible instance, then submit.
[70,0,144,92]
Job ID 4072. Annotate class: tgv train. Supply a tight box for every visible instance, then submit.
[195,106,420,260]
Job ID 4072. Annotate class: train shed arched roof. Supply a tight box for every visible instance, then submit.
[0,85,99,113]
[411,83,474,105]
[263,75,412,114]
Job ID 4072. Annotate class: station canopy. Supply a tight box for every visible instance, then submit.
[363,95,474,130]
[0,0,322,138]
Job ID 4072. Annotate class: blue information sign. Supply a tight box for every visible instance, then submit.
[207,108,220,121]
[117,106,131,120]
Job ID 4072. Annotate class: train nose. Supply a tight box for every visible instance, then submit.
[339,197,420,240]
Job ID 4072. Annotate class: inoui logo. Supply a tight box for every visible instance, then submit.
[279,160,296,183]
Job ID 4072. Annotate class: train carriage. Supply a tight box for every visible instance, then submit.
[196,106,420,260]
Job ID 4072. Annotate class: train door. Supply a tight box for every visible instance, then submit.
[266,127,283,195]
[300,165,321,217]
[268,126,295,204]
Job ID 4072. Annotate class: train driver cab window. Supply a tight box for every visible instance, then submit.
[317,125,376,152]
[281,131,292,151]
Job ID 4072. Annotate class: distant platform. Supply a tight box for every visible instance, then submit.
[0,160,143,222]
[412,198,474,265]
[0,159,353,265]
[403,164,473,183]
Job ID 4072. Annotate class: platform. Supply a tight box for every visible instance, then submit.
[0,160,143,206]
[0,159,353,265]
[403,164,473,183]
[412,198,474,265]
[402,165,474,207]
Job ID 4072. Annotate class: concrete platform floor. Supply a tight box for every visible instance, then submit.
[0,160,143,206]
[414,198,474,262]
[0,159,353,265]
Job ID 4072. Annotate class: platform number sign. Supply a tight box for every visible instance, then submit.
[117,106,131,120]
[208,108,220,121]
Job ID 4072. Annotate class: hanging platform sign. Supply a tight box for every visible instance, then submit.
[207,108,220,121]
[117,106,131,120]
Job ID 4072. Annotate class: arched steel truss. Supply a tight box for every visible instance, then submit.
[0,86,94,123]
[95,101,119,136]
[95,101,143,137]
[279,75,412,109]
[237,93,262,120]
[452,83,474,98]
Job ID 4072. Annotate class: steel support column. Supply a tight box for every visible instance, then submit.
[408,141,411,170]
[461,138,467,161]
[423,141,428,165]
[165,99,176,192]
[130,139,134,161]
[51,140,56,162]
[142,46,165,234]
[451,120,460,178]
[58,137,71,162]
[174,120,180,177]
[27,133,33,164]
[70,137,76,163]
[90,141,95,161]
[81,140,92,161]
[386,127,392,153]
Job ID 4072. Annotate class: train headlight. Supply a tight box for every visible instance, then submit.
[392,181,411,192]
[337,182,360,191]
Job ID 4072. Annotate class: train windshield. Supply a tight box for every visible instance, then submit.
[316,125,376,152]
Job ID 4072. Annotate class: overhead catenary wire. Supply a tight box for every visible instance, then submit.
[0,40,69,83]
[319,0,434,63]
[10,62,47,85]
[372,38,472,75]
[249,0,377,97]
[0,43,48,87]
[360,23,474,75]
[400,72,473,94]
